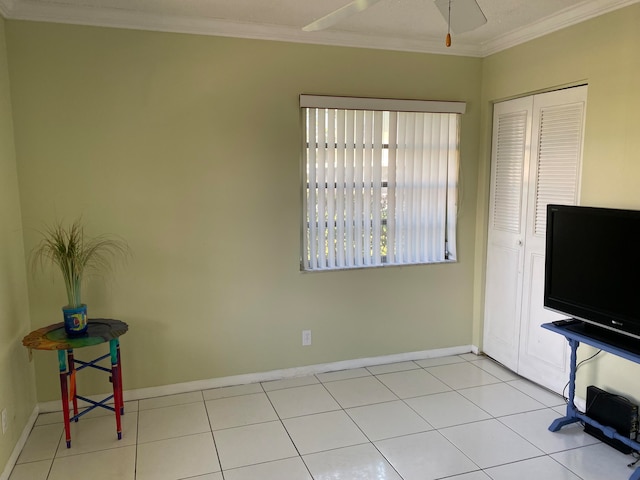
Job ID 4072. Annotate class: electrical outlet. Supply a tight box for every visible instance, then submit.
[1,408,7,434]
[302,330,312,346]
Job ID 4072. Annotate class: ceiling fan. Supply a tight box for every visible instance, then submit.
[303,0,487,47]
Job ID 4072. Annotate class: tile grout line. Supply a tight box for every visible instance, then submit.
[17,355,609,480]
[202,390,227,480]
[317,372,406,478]
[259,379,315,479]
[133,400,140,480]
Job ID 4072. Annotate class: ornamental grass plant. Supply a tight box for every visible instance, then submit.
[30,218,129,308]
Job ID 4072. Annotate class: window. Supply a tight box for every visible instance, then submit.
[300,95,465,271]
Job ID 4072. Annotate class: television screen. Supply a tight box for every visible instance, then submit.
[544,204,640,339]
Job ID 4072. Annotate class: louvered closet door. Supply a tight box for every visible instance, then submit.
[483,86,587,392]
[483,96,533,371]
[517,86,587,393]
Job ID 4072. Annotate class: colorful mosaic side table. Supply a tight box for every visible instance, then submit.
[22,319,128,448]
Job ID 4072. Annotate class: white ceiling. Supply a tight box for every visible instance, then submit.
[0,0,637,56]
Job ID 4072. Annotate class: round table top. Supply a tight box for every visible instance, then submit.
[22,319,129,351]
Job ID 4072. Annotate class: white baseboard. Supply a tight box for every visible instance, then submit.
[39,345,475,412]
[0,406,39,480]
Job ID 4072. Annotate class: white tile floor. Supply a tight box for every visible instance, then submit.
[8,354,637,480]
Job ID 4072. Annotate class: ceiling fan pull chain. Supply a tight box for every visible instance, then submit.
[446,0,452,46]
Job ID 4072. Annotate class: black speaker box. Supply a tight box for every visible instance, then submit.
[584,385,638,454]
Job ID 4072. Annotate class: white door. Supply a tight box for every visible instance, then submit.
[483,97,533,372]
[484,86,587,394]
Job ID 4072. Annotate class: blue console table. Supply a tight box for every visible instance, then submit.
[543,321,640,480]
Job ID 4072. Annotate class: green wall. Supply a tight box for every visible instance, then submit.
[476,4,640,400]
[0,15,37,474]
[2,3,640,473]
[5,21,483,403]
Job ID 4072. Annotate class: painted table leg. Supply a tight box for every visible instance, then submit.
[58,350,71,448]
[116,340,124,415]
[67,349,79,421]
[109,339,122,440]
[549,338,581,432]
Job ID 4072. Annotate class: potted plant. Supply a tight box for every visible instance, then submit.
[31,218,129,336]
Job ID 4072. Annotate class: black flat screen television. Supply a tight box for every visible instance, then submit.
[544,204,640,339]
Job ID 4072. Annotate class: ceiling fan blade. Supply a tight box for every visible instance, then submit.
[434,0,487,34]
[303,0,384,32]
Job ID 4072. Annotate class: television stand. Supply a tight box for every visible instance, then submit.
[543,321,640,480]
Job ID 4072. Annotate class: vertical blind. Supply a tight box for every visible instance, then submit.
[301,95,464,271]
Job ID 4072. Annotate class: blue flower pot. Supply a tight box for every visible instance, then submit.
[62,304,88,336]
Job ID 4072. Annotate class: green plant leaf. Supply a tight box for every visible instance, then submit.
[30,218,130,308]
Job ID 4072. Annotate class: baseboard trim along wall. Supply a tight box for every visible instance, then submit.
[0,406,39,480]
[38,345,476,413]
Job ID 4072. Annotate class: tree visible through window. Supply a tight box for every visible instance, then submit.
[300,95,464,271]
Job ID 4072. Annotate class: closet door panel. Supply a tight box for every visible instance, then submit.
[518,86,587,393]
[483,97,532,370]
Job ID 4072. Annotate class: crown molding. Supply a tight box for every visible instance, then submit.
[3,0,638,57]
[4,0,484,57]
[0,0,15,17]
[481,0,640,56]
